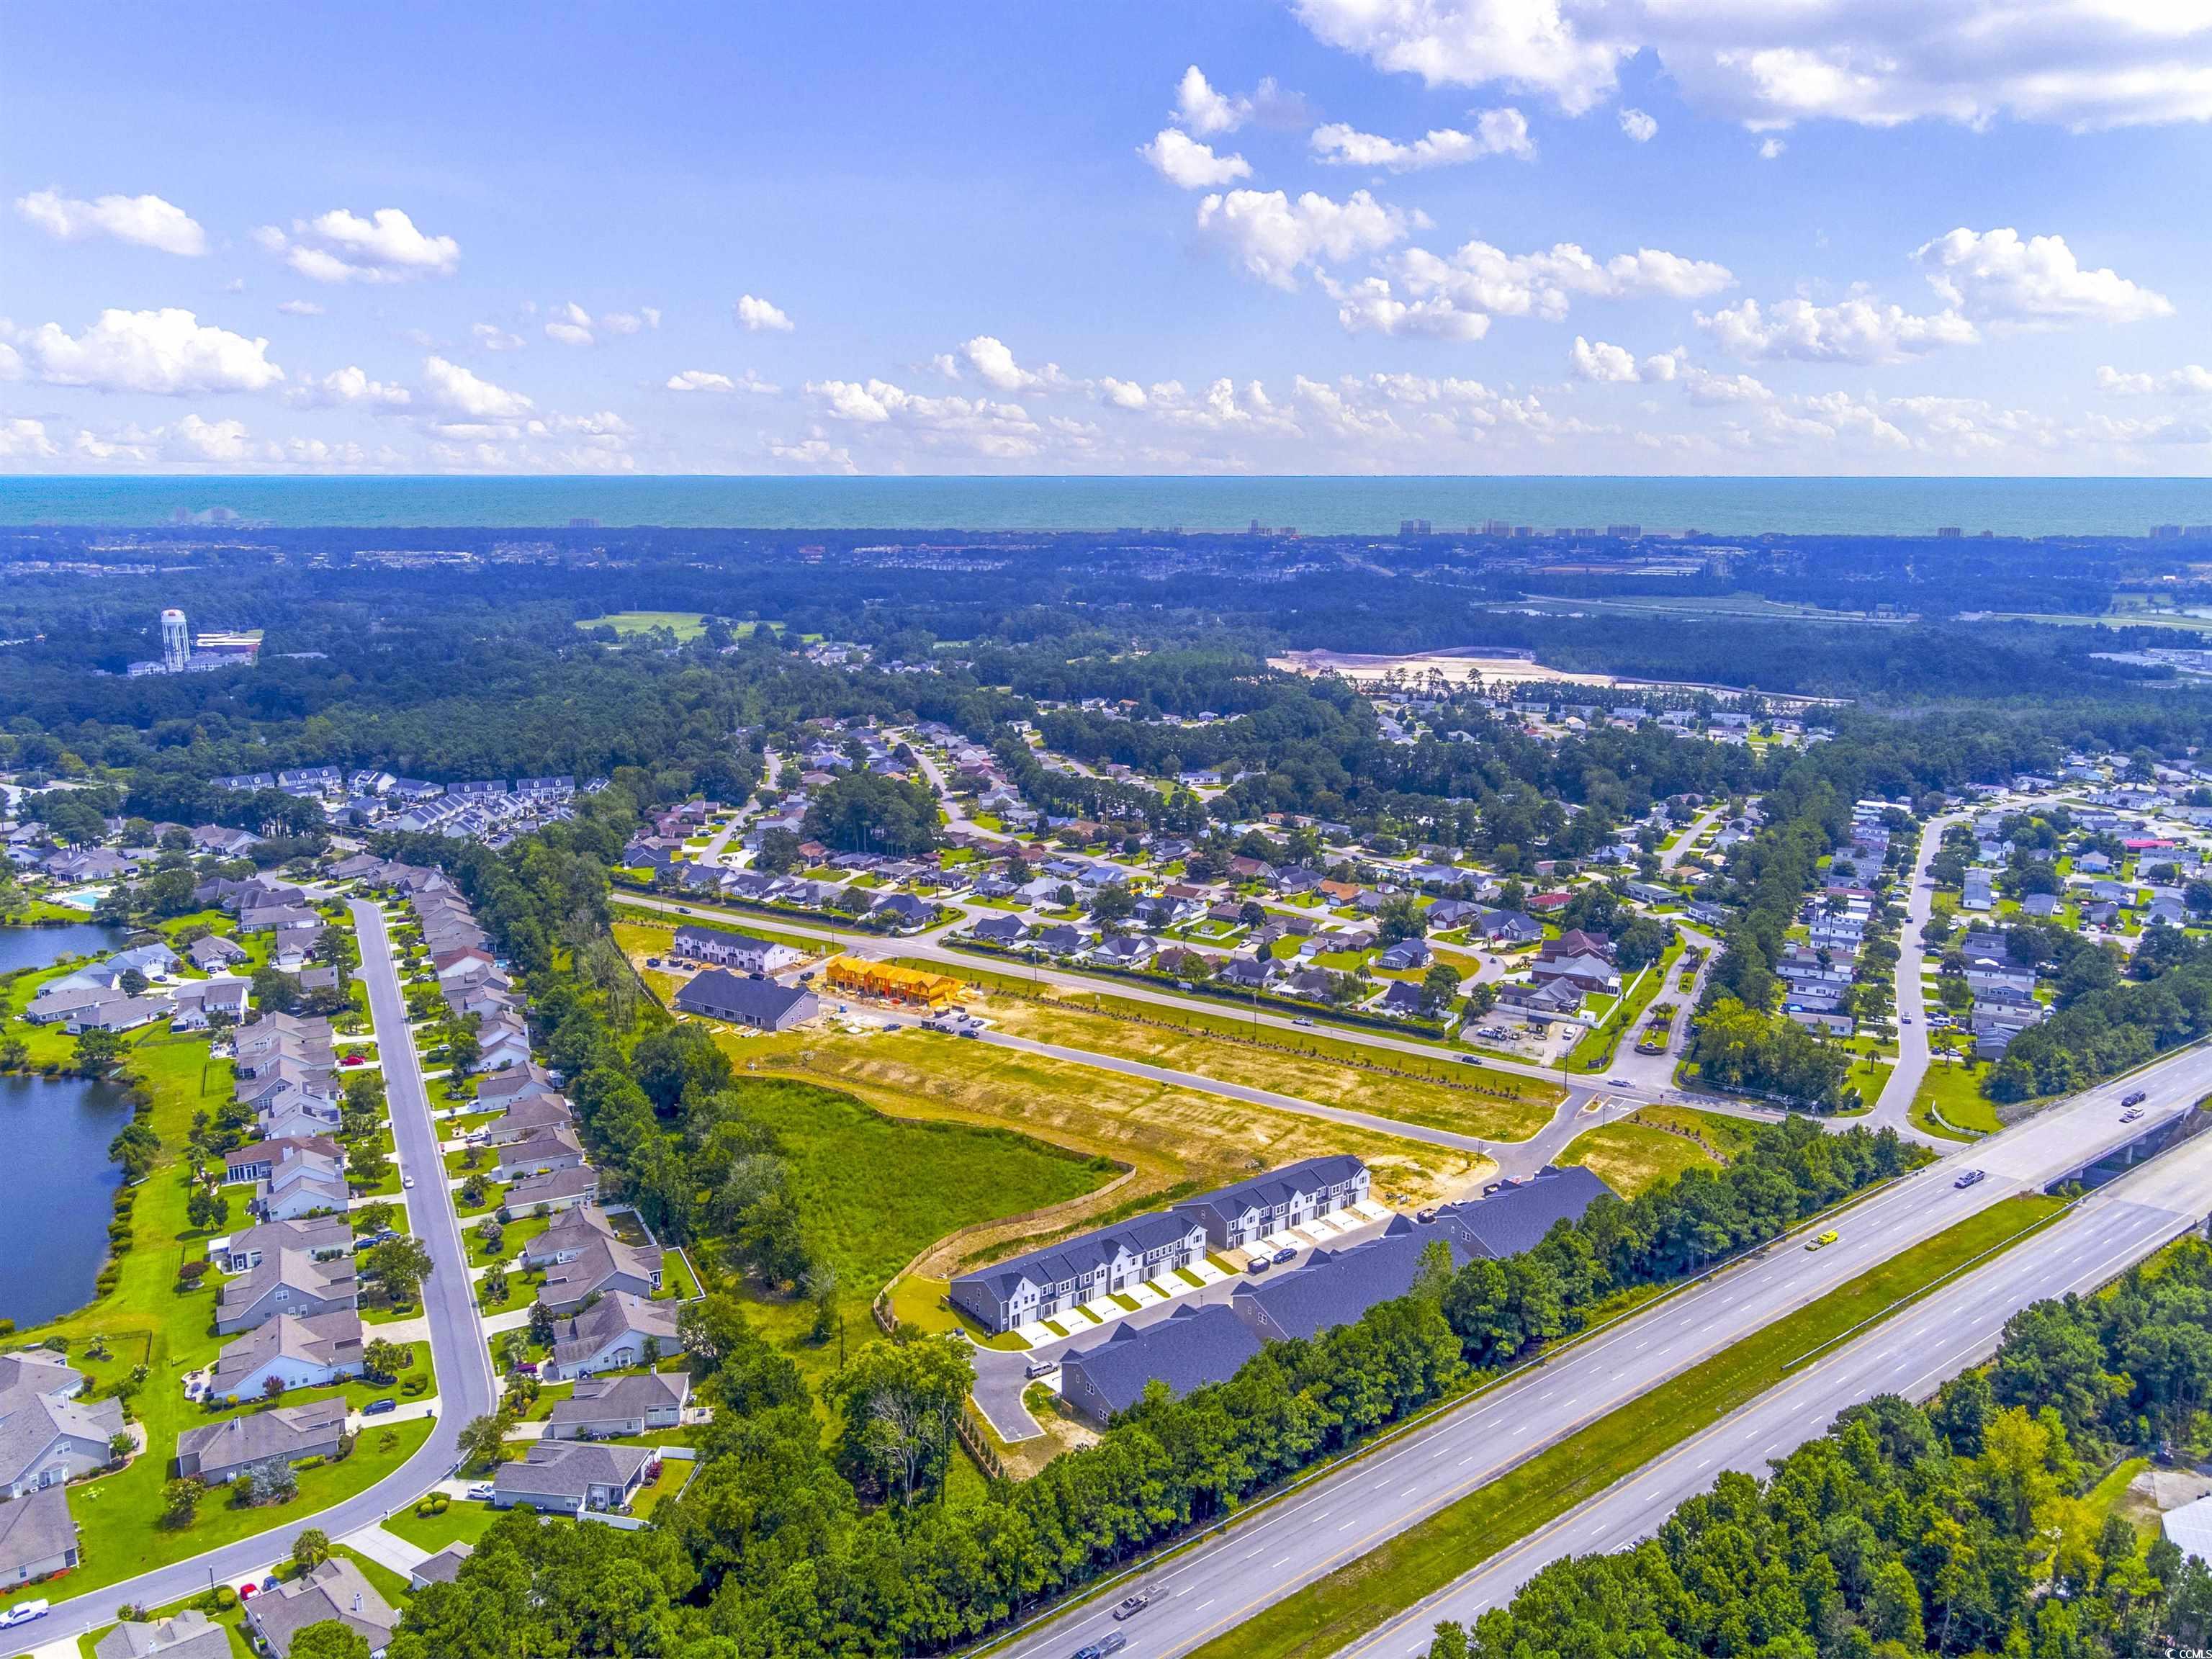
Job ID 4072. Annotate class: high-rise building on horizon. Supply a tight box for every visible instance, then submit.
[160,608,189,673]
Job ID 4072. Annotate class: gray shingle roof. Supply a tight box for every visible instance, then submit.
[1061,1302,1264,1419]
[0,1485,75,1580]
[0,1351,124,1491]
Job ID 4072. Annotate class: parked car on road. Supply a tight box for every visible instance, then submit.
[0,1600,48,1629]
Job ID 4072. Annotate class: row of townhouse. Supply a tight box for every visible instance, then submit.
[950,1156,1372,1335]
[1058,1166,1614,1425]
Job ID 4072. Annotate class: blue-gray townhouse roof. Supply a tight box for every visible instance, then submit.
[952,1210,1202,1305]
[1172,1155,1366,1235]
[1449,1164,1613,1256]
[1233,1214,1493,1342]
[1060,1303,1264,1421]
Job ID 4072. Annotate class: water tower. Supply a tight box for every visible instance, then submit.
[160,608,190,673]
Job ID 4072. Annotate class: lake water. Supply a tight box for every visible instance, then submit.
[6,475,2212,536]
[0,1073,132,1325]
[0,922,133,1325]
[0,922,124,977]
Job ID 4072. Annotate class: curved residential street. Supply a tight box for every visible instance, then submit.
[34,899,498,1644]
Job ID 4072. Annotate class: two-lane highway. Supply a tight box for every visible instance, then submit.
[36,898,497,1643]
[992,1046,2212,1659]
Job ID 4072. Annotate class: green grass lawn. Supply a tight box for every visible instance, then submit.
[1557,1105,1755,1197]
[1188,1194,2067,1659]
[1912,1058,2002,1139]
[380,1493,509,1553]
[719,1074,1115,1363]
[66,1417,432,1600]
[575,609,708,639]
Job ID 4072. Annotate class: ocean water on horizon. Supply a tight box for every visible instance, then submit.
[4,475,2212,537]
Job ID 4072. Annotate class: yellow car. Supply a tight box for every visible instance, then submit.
[1804,1229,1839,1251]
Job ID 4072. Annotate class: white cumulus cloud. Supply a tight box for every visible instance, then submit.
[258,207,459,283]
[2097,364,2212,397]
[546,302,596,346]
[1568,336,1678,382]
[291,365,411,409]
[1195,188,1412,289]
[1140,128,1254,189]
[1619,107,1658,141]
[1176,66,1253,135]
[958,336,1064,392]
[1913,228,2172,325]
[667,368,778,395]
[1290,0,2212,132]
[1341,238,1732,338]
[276,300,325,317]
[1310,107,1533,169]
[421,354,533,418]
[17,189,206,256]
[736,294,794,332]
[22,308,284,394]
[0,418,60,461]
[472,323,526,352]
[1697,295,1978,362]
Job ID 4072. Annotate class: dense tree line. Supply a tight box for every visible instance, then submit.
[1987,923,2212,1101]
[1431,1236,2212,1659]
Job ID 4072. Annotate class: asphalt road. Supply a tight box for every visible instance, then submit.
[33,898,497,1642]
[1868,812,1964,1141]
[971,1025,1593,1174]
[624,889,1585,1092]
[989,1047,2212,1659]
[1349,1123,2212,1658]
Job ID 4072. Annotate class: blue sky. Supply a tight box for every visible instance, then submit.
[4,0,2211,475]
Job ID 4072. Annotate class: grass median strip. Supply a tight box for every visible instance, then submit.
[1188,1192,2067,1659]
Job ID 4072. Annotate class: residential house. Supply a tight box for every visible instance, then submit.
[410,1544,475,1591]
[243,1556,396,1658]
[256,1143,349,1221]
[223,1135,343,1186]
[544,1371,691,1440]
[186,934,250,972]
[215,1249,357,1335]
[1375,938,1432,971]
[670,924,804,974]
[0,1351,126,1498]
[493,1127,588,1184]
[672,969,819,1032]
[537,1230,666,1316]
[483,1095,575,1146]
[176,1397,349,1483]
[0,1488,78,1587]
[215,1217,351,1274]
[544,1292,683,1381]
[490,1440,652,1514]
[506,1164,601,1215]
[208,1311,366,1401]
[93,1611,231,1659]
